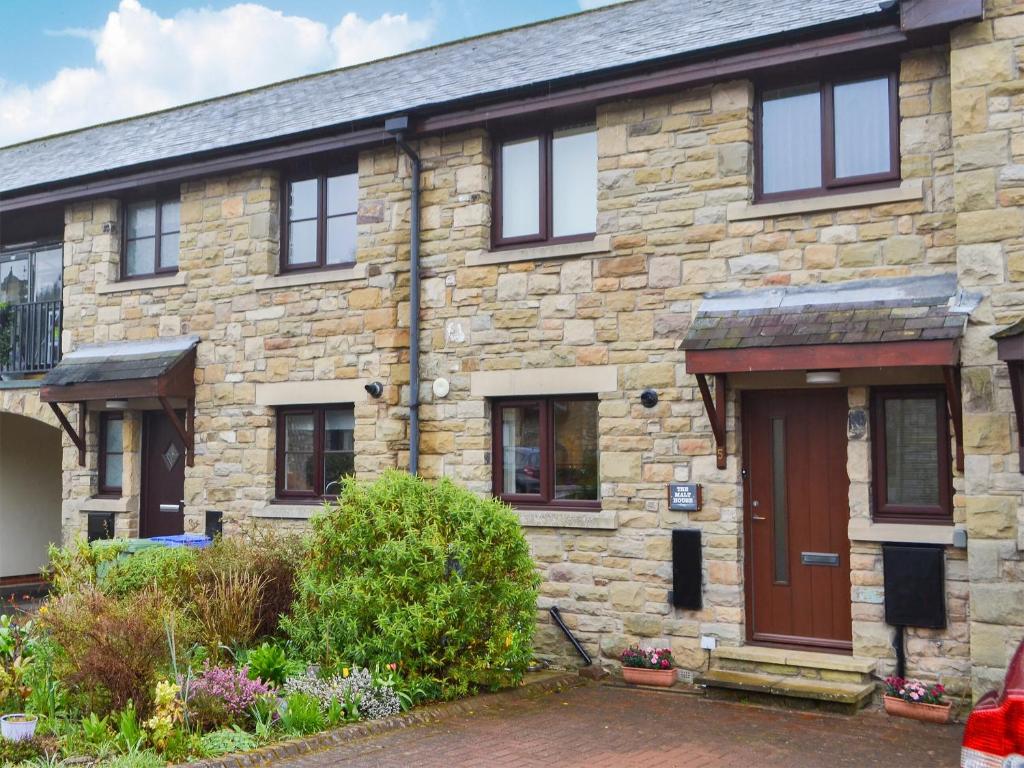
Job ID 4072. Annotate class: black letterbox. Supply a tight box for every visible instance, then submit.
[882,543,946,629]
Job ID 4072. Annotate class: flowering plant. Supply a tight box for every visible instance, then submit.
[620,646,675,670]
[185,663,272,727]
[884,676,947,705]
[145,680,184,750]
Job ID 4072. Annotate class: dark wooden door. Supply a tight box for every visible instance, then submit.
[742,389,852,651]
[141,411,186,538]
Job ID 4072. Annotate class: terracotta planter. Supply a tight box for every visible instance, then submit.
[622,666,676,687]
[883,695,953,724]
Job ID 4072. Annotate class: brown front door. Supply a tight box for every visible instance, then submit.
[141,411,186,538]
[742,389,852,652]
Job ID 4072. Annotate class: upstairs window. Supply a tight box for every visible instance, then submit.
[871,388,953,524]
[493,125,597,248]
[276,404,355,500]
[123,199,180,278]
[757,72,898,201]
[283,170,358,272]
[491,396,600,509]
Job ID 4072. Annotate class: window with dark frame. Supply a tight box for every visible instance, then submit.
[276,404,355,500]
[871,387,953,524]
[491,396,600,509]
[492,124,597,248]
[282,170,358,272]
[122,199,181,278]
[98,412,124,497]
[756,71,899,201]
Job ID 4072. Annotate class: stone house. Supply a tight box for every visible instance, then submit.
[0,0,1022,705]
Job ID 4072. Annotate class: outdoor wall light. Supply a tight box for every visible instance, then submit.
[805,370,841,385]
[105,400,129,410]
[364,381,384,399]
[640,389,659,408]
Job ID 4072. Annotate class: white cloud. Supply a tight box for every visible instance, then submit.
[0,0,435,147]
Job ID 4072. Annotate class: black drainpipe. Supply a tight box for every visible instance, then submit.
[385,117,421,474]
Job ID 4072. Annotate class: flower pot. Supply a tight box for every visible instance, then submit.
[622,666,676,687]
[1,714,38,741]
[883,696,953,724]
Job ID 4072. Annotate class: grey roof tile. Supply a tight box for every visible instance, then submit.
[0,0,885,195]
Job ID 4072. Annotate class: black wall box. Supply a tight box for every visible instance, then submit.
[882,543,946,629]
[672,528,703,610]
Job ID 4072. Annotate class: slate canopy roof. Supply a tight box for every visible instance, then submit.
[0,0,887,196]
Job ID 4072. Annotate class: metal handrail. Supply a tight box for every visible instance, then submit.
[0,300,62,376]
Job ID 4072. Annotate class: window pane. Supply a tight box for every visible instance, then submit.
[761,84,822,194]
[327,173,358,216]
[285,413,315,452]
[161,200,181,234]
[552,127,597,238]
[324,452,354,493]
[284,453,315,492]
[104,454,123,490]
[0,255,30,304]
[771,417,789,584]
[324,408,354,451]
[160,233,180,268]
[501,404,541,495]
[885,398,940,507]
[125,238,156,276]
[127,202,156,238]
[105,418,123,453]
[552,399,599,500]
[834,77,891,179]
[500,138,541,239]
[32,248,63,302]
[289,178,318,221]
[287,219,317,265]
[326,215,357,265]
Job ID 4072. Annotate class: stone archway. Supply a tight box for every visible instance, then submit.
[0,387,63,578]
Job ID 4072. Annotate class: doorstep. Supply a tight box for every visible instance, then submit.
[699,669,876,714]
[712,646,877,678]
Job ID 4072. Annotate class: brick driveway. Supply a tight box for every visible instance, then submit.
[266,682,964,768]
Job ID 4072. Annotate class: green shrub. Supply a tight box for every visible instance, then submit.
[280,692,324,735]
[282,471,539,699]
[0,735,44,764]
[199,727,258,757]
[46,538,126,596]
[244,642,300,688]
[101,546,198,598]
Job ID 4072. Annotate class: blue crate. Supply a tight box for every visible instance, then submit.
[148,533,212,549]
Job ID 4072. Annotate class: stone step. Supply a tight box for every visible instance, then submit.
[699,669,876,715]
[711,646,877,684]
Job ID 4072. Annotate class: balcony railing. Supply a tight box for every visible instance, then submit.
[0,300,62,377]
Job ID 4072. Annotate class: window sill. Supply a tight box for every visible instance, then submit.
[848,519,961,546]
[727,179,923,221]
[516,508,617,530]
[251,502,327,520]
[254,263,368,291]
[75,496,138,514]
[466,235,611,267]
[97,272,187,294]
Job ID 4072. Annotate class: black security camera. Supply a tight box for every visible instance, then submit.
[364,381,384,399]
[640,389,659,408]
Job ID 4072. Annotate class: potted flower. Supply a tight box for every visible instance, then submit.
[883,676,952,723]
[0,713,37,742]
[620,645,676,687]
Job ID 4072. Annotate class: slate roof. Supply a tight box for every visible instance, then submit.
[681,275,976,351]
[0,0,887,195]
[42,336,199,387]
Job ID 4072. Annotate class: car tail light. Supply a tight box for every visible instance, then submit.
[962,641,1024,767]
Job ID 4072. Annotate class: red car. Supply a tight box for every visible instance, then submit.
[962,640,1024,767]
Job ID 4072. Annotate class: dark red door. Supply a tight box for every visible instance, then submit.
[141,411,186,538]
[742,389,852,651]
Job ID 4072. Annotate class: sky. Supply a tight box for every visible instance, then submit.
[0,0,624,148]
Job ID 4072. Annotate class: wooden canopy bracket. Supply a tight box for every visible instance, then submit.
[942,366,965,473]
[158,396,195,467]
[1009,361,1024,473]
[49,401,86,466]
[696,373,728,469]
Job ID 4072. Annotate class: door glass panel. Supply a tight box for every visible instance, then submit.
[552,126,597,238]
[761,84,822,194]
[552,399,599,500]
[0,255,30,304]
[104,454,123,490]
[500,404,542,495]
[833,77,891,179]
[884,398,939,506]
[771,417,789,584]
[32,248,63,302]
[500,138,541,239]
